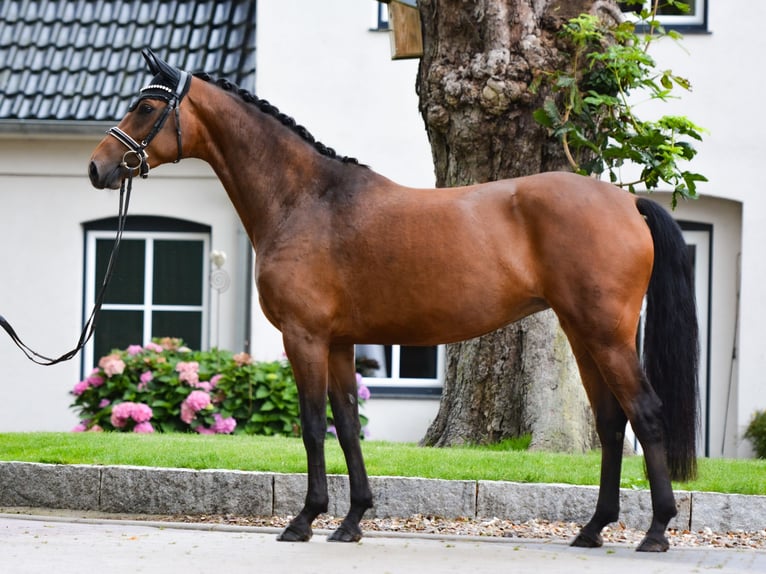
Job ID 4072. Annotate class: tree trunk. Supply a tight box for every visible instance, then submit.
[417,0,618,452]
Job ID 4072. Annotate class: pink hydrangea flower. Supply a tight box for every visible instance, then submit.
[72,422,88,432]
[180,390,211,423]
[110,401,153,428]
[176,361,200,386]
[86,372,105,387]
[355,373,370,400]
[138,370,153,391]
[130,403,153,424]
[99,399,111,408]
[133,422,154,434]
[127,344,144,356]
[194,381,212,392]
[99,354,126,378]
[144,342,164,353]
[233,352,252,366]
[72,380,90,396]
[195,426,216,435]
[110,402,134,428]
[89,425,104,432]
[180,371,200,386]
[211,413,237,434]
[176,361,199,374]
[210,374,223,387]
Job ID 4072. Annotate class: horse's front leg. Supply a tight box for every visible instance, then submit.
[277,336,330,542]
[326,343,373,542]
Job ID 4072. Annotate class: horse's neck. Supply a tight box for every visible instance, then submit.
[190,90,342,249]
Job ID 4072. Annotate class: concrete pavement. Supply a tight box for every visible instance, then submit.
[1,513,765,574]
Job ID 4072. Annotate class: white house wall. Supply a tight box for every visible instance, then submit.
[645,3,763,457]
[0,137,247,431]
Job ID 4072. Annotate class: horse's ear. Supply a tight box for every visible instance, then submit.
[142,49,162,75]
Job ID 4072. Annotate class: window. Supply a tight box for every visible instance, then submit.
[82,217,211,371]
[370,2,389,31]
[621,0,707,30]
[631,221,711,456]
[356,344,444,396]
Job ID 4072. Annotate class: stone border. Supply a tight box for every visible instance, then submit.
[0,462,763,531]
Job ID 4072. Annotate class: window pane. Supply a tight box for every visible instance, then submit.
[93,310,143,365]
[152,310,202,349]
[97,238,145,304]
[400,346,437,379]
[657,0,694,16]
[153,240,204,305]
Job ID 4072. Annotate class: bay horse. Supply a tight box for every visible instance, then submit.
[88,50,698,552]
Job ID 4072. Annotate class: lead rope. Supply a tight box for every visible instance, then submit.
[0,174,133,365]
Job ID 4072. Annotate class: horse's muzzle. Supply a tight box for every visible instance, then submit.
[88,160,122,190]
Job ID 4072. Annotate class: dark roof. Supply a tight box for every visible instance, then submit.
[0,0,256,125]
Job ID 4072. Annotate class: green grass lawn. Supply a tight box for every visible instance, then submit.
[0,432,764,495]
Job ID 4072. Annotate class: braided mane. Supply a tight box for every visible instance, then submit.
[193,72,364,166]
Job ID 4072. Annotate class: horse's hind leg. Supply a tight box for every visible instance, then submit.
[326,343,373,542]
[568,340,628,548]
[587,343,677,552]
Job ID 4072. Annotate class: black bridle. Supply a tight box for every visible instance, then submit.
[1,52,191,366]
[108,69,191,178]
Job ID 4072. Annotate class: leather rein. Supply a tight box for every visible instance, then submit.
[0,71,190,366]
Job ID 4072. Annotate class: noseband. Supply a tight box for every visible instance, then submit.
[107,70,191,178]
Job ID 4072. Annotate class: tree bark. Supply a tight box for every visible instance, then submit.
[417,0,617,452]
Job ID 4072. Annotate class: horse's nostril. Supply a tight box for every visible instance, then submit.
[88,161,100,187]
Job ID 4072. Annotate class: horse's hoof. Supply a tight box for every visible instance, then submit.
[327,523,363,543]
[636,535,669,552]
[277,524,313,542]
[570,531,603,548]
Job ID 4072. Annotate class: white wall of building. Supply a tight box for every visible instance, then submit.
[645,3,765,456]
[0,137,246,431]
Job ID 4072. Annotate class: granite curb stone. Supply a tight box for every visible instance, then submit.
[0,462,763,532]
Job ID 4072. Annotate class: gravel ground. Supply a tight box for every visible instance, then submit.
[159,514,766,550]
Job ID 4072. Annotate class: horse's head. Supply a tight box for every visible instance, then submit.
[88,49,192,189]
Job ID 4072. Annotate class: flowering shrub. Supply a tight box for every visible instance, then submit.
[744,410,766,459]
[71,338,369,438]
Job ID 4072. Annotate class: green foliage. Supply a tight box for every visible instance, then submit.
[744,410,766,459]
[533,1,706,207]
[70,338,368,438]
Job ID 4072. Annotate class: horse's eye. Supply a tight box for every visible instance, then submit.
[138,103,154,115]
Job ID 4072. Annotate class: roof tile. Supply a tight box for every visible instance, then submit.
[0,0,257,123]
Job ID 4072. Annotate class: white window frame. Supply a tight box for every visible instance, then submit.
[358,344,445,390]
[624,0,707,29]
[83,230,211,369]
[370,2,389,31]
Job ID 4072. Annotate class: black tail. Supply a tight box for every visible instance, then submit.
[636,198,699,482]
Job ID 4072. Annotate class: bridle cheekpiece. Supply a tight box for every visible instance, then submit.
[107,49,191,179]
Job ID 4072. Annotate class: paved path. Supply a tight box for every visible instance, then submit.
[1,514,765,574]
